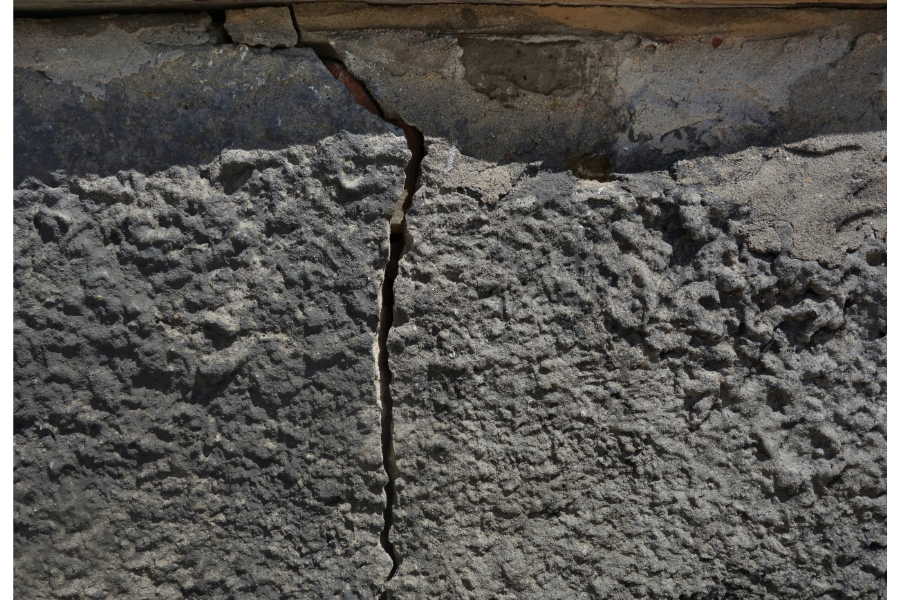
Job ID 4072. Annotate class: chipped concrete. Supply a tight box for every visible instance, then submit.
[13,14,395,184]
[302,25,885,173]
[14,16,411,598]
[225,7,298,48]
[13,8,887,600]
[14,13,218,100]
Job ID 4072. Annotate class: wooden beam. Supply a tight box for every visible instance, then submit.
[14,0,887,15]
[291,2,885,38]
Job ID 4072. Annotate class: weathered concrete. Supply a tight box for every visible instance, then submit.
[13,8,888,600]
[388,132,886,599]
[224,6,298,48]
[14,14,390,185]
[303,25,885,174]
[14,139,409,600]
[14,14,410,599]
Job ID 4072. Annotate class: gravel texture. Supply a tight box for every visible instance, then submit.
[386,133,886,599]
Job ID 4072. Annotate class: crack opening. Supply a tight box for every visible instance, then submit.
[316,58,424,220]
[306,39,425,592]
[377,230,404,584]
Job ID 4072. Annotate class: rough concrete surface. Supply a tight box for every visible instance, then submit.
[304,25,885,174]
[14,13,414,598]
[13,8,887,600]
[14,132,409,599]
[387,133,886,598]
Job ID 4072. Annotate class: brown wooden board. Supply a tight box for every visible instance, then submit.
[292,2,885,38]
[14,0,886,15]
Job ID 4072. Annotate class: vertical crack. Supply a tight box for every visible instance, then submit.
[307,43,424,593]
[377,231,403,583]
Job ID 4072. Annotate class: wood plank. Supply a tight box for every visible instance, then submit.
[292,2,886,38]
[14,0,887,15]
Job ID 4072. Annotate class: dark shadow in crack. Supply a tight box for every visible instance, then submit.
[310,45,426,591]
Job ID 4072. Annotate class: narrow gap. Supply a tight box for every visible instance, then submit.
[297,24,425,593]
[315,57,424,209]
[377,232,404,585]
[14,5,235,19]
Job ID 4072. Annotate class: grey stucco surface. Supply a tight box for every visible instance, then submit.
[14,16,410,596]
[14,133,408,599]
[386,134,886,599]
[13,9,888,600]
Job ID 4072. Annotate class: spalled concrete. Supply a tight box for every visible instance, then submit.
[14,13,412,599]
[14,14,389,185]
[14,136,411,600]
[301,25,885,174]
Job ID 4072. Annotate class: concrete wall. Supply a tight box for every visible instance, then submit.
[13,8,886,599]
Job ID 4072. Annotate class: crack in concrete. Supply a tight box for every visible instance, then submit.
[327,59,422,593]
[293,17,425,592]
[375,229,404,588]
[321,56,419,593]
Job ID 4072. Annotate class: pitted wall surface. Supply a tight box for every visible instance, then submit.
[386,134,886,599]
[13,9,887,600]
[14,134,409,599]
